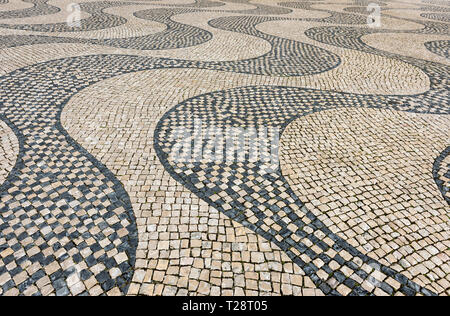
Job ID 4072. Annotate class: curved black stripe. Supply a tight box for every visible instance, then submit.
[0,0,60,19]
[433,146,450,205]
[0,1,135,32]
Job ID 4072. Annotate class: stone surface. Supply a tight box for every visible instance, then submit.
[0,119,19,186]
[280,108,449,295]
[0,0,448,296]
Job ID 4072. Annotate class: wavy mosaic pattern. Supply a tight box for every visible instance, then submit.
[0,1,134,32]
[0,0,448,296]
[0,0,60,19]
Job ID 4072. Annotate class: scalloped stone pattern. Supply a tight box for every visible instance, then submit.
[0,0,449,296]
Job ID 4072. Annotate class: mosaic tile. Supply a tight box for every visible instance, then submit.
[0,0,448,296]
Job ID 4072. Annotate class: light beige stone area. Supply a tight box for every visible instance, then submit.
[362,33,450,66]
[1,0,449,297]
[61,69,325,296]
[0,0,436,77]
[280,108,450,295]
[0,120,19,186]
[0,0,34,12]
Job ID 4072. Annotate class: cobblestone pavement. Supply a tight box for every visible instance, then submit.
[0,0,448,296]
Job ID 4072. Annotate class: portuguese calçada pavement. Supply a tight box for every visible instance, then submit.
[0,0,448,296]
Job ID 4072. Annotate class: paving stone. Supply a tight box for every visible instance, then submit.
[0,0,448,297]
